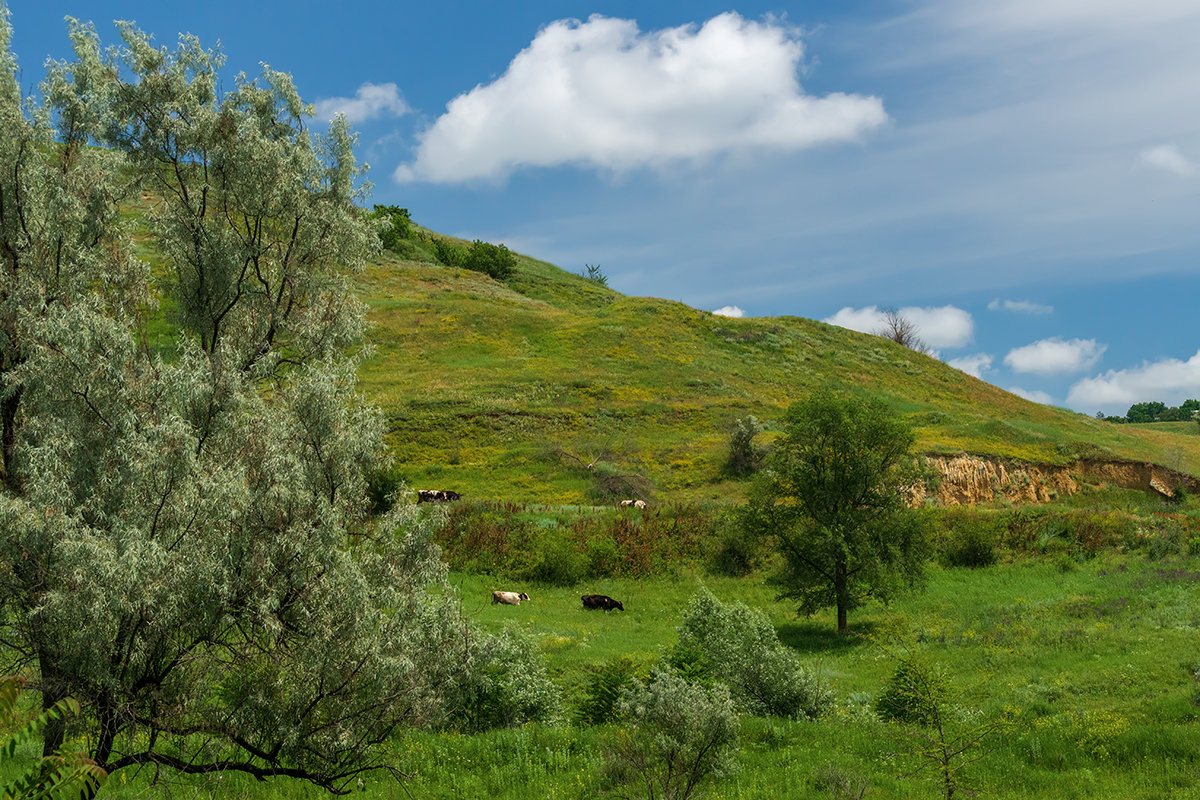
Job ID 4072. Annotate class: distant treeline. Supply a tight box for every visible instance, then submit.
[1099,399,1200,424]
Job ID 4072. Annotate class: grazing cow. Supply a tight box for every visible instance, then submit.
[492,590,530,606]
[581,594,625,611]
[633,500,646,509]
[418,489,463,503]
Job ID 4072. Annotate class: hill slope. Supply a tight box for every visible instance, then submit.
[355,244,1200,504]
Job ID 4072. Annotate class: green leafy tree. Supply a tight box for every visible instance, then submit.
[368,204,413,251]
[878,652,1010,800]
[743,392,928,635]
[1125,401,1167,423]
[0,12,483,793]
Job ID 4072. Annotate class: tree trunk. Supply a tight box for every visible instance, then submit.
[835,561,849,636]
[39,667,66,758]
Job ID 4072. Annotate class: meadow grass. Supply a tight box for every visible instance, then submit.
[9,550,1199,798]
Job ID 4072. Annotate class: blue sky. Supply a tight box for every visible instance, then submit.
[8,0,1200,416]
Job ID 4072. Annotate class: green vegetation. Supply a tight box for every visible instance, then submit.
[1102,399,1200,424]
[353,243,1200,502]
[0,13,543,794]
[7,8,1200,800]
[745,393,928,634]
[1,677,106,799]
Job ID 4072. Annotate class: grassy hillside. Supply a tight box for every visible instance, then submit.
[355,243,1200,504]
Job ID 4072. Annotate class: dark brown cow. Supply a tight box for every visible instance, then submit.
[417,489,463,503]
[581,594,624,611]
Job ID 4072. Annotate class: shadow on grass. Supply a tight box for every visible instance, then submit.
[776,620,877,655]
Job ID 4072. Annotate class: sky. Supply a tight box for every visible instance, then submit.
[6,0,1200,416]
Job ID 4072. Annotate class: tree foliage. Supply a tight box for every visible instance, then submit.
[604,670,739,800]
[368,204,413,252]
[1,677,107,800]
[0,11,492,793]
[743,392,928,634]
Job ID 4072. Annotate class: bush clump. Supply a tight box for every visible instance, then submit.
[578,657,644,726]
[941,516,1000,568]
[875,657,946,725]
[672,588,832,719]
[453,626,562,731]
[605,670,739,800]
[465,240,518,280]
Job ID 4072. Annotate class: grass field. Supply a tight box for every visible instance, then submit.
[21,548,1196,800]
[352,246,1200,505]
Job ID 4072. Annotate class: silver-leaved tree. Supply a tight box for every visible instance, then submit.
[0,7,483,792]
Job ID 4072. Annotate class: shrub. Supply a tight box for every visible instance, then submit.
[604,670,739,800]
[578,657,644,726]
[453,626,562,731]
[464,240,518,280]
[582,263,608,286]
[433,238,467,267]
[724,415,764,477]
[672,588,832,719]
[366,465,408,516]
[941,518,999,568]
[709,514,762,577]
[876,658,946,725]
[587,460,653,503]
[520,528,587,586]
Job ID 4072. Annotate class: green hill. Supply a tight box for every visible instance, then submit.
[354,240,1200,504]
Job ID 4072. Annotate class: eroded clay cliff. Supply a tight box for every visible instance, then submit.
[913,454,1200,506]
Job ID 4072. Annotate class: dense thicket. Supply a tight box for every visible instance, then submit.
[0,9,510,793]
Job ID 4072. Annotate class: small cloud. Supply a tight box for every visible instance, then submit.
[1067,349,1200,409]
[1004,337,1106,375]
[396,12,889,184]
[1008,386,1054,405]
[947,353,992,378]
[712,305,745,318]
[1138,143,1196,177]
[824,304,973,349]
[314,82,409,123]
[987,298,1053,315]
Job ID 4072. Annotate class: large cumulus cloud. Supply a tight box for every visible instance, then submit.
[395,13,888,183]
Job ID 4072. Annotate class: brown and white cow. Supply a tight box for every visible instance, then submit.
[492,590,530,605]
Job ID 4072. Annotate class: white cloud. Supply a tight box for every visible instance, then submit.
[823,305,973,349]
[1138,143,1196,177]
[395,13,889,183]
[1004,337,1105,375]
[1008,386,1054,405]
[947,353,993,377]
[314,83,409,123]
[712,305,745,318]
[1067,349,1200,409]
[987,298,1053,314]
